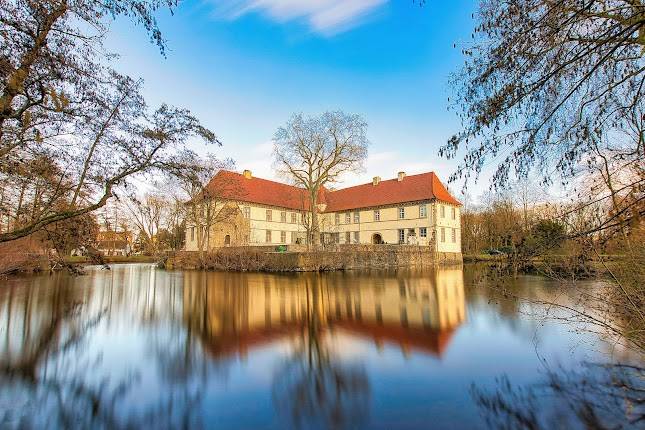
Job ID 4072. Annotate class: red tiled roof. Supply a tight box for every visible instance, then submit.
[204,170,460,212]
[325,172,461,211]
[204,171,313,210]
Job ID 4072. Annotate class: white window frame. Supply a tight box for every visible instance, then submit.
[266,209,272,222]
[374,210,380,221]
[280,211,287,223]
[419,204,427,218]
[398,229,405,244]
[354,212,360,223]
[345,212,351,224]
[398,207,405,219]
[266,230,272,243]
[420,227,427,238]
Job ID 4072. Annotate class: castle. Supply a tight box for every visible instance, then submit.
[184,170,461,254]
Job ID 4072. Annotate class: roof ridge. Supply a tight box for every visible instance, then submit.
[326,171,436,193]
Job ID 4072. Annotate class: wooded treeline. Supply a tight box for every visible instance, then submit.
[0,0,223,271]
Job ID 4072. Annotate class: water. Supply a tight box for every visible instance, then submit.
[0,264,635,429]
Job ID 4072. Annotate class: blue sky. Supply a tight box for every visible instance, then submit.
[107,0,483,196]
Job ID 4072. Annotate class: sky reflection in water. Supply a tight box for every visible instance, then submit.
[0,264,626,429]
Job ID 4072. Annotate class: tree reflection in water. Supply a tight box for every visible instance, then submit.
[1,266,468,428]
[271,277,369,430]
[181,268,466,429]
[0,268,207,429]
[471,362,644,429]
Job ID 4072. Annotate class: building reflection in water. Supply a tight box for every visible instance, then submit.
[0,266,465,429]
[182,268,465,428]
[182,268,466,360]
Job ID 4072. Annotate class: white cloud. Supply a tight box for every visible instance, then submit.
[213,0,387,34]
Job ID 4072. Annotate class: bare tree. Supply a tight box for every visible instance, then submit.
[166,152,236,262]
[273,111,369,247]
[0,1,219,244]
[443,0,645,189]
[124,193,167,256]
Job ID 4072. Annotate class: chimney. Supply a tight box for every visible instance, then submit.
[372,176,381,186]
[397,171,406,181]
[243,169,252,179]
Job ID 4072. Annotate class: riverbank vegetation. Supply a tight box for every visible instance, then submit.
[448,0,644,427]
[0,1,221,272]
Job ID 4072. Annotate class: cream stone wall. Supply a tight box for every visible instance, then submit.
[243,203,307,245]
[185,201,309,250]
[185,199,461,252]
[321,201,461,253]
[433,203,461,253]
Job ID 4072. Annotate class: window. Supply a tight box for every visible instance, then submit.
[452,207,456,220]
[441,227,445,243]
[452,228,456,243]
[354,211,360,223]
[419,204,427,218]
[400,307,408,327]
[374,210,380,221]
[266,209,272,222]
[398,207,405,219]
[441,205,445,218]
[191,227,195,241]
[353,231,359,243]
[398,229,405,244]
[334,213,340,225]
[345,232,351,243]
[291,231,297,243]
[422,307,431,327]
[345,212,351,224]
[291,212,297,223]
[420,227,427,238]
[266,230,272,243]
[243,206,250,219]
[375,304,383,324]
[280,211,286,223]
[333,232,340,244]
[281,231,287,243]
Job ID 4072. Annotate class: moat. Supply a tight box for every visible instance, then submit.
[0,264,638,429]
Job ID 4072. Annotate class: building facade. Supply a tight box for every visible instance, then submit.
[184,170,461,253]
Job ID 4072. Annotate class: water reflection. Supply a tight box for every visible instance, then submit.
[182,270,465,429]
[0,264,625,429]
[182,269,465,360]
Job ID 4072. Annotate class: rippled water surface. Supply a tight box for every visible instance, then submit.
[0,264,629,429]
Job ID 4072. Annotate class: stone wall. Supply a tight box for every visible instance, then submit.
[165,245,462,272]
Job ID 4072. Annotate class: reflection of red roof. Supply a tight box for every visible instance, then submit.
[331,320,457,357]
[200,323,303,358]
[204,171,460,211]
[197,321,458,359]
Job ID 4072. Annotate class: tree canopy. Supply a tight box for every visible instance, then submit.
[0,0,218,243]
[443,0,645,188]
[273,111,369,246]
